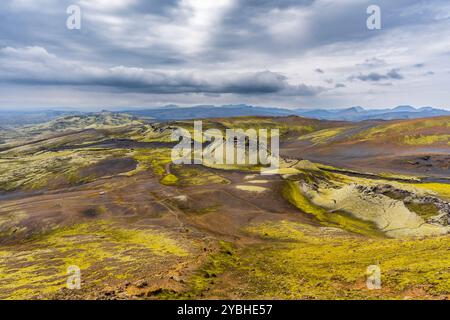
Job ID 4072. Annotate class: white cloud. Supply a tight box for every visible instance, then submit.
[0,0,449,109]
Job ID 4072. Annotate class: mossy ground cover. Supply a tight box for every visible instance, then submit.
[412,183,450,200]
[220,118,316,137]
[351,117,450,146]
[22,113,144,136]
[404,134,450,146]
[405,202,441,221]
[1,114,449,300]
[171,165,229,187]
[158,219,450,300]
[131,149,230,187]
[159,241,239,299]
[160,174,179,186]
[0,221,189,299]
[233,220,450,299]
[298,127,349,145]
[282,180,383,237]
[130,148,173,176]
[0,149,129,191]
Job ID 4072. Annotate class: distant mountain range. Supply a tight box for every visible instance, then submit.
[295,105,450,121]
[120,104,296,121]
[121,104,450,122]
[1,105,449,125]
[0,110,82,126]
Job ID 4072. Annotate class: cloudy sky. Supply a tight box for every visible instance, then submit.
[0,0,449,110]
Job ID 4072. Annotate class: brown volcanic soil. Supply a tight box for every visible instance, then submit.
[281,117,450,179]
[1,115,449,300]
[0,164,312,299]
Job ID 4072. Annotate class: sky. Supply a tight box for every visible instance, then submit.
[0,0,449,110]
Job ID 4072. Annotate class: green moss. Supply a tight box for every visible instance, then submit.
[353,117,450,145]
[0,222,188,299]
[0,149,128,191]
[173,166,229,186]
[163,241,239,299]
[239,220,450,299]
[160,174,179,186]
[405,202,441,221]
[298,127,349,145]
[217,119,314,137]
[130,148,172,176]
[413,183,450,200]
[163,220,450,300]
[404,135,450,145]
[282,181,383,238]
[35,222,188,257]
[378,172,421,182]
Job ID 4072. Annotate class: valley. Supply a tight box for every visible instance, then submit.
[0,113,449,300]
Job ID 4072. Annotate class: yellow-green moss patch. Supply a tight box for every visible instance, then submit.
[0,222,188,299]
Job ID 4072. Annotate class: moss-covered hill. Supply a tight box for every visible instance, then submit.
[0,113,449,300]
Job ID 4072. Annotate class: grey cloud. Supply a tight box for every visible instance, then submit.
[281,84,326,97]
[357,58,387,68]
[208,0,450,65]
[0,47,322,96]
[0,0,450,109]
[0,1,187,67]
[1,0,448,65]
[373,82,393,87]
[122,0,180,15]
[386,69,403,80]
[351,69,404,82]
